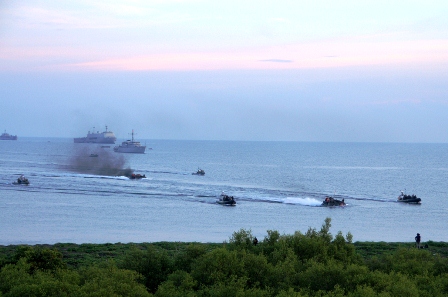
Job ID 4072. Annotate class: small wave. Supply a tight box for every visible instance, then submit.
[62,173,132,180]
[39,172,128,179]
[283,197,322,206]
[149,170,180,175]
[348,196,390,202]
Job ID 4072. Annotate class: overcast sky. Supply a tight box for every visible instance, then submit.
[1,1,447,142]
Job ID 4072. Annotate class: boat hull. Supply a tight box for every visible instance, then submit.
[321,196,346,207]
[74,137,115,144]
[0,132,17,140]
[216,194,236,206]
[398,199,421,204]
[127,174,146,179]
[397,193,422,204]
[13,181,29,185]
[113,146,146,153]
[217,200,236,206]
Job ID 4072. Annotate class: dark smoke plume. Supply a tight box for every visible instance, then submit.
[68,146,133,177]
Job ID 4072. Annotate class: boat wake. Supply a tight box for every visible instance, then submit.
[40,172,131,180]
[283,197,322,206]
[348,196,391,203]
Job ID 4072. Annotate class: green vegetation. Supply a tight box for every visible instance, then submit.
[1,218,447,296]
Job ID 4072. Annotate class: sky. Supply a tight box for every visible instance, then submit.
[1,1,447,142]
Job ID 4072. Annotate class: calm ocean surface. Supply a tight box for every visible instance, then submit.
[1,138,447,245]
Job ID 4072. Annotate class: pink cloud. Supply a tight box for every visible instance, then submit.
[60,38,448,72]
[2,35,448,72]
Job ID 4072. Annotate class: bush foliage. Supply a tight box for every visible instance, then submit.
[1,218,447,296]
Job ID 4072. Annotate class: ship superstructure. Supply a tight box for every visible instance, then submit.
[74,126,116,144]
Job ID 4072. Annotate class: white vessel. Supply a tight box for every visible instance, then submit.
[0,130,17,140]
[74,126,116,144]
[114,130,146,153]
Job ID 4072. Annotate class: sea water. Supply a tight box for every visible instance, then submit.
[0,138,447,244]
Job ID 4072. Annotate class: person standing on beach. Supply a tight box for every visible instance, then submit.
[415,233,421,248]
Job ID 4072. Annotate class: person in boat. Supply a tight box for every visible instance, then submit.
[17,175,28,184]
[129,173,146,179]
[220,193,234,203]
[415,233,421,248]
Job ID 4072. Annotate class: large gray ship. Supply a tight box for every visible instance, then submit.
[74,126,117,144]
[0,130,17,140]
[113,130,146,153]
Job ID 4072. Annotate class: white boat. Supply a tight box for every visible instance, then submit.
[74,126,116,144]
[114,130,146,153]
[0,130,17,140]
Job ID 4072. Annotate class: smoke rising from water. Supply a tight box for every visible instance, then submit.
[68,146,133,176]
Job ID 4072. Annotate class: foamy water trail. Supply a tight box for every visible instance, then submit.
[283,197,322,206]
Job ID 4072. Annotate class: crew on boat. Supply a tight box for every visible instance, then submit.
[17,175,28,184]
[223,195,234,202]
[130,173,146,179]
[220,192,235,202]
[323,196,345,206]
[324,196,334,203]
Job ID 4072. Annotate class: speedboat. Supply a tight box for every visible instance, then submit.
[13,175,29,185]
[127,173,146,179]
[192,168,205,175]
[217,192,236,206]
[321,196,345,207]
[397,191,421,204]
